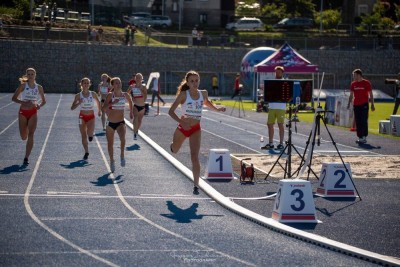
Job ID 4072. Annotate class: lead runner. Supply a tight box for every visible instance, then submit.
[11,68,46,166]
[168,70,226,195]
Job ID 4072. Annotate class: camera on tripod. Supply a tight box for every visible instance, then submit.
[384,78,400,85]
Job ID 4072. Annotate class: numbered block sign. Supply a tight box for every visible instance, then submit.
[272,179,317,223]
[204,149,234,180]
[316,163,356,198]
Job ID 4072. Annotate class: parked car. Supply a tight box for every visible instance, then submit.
[273,17,314,29]
[225,17,264,31]
[127,12,151,25]
[149,15,172,28]
[95,13,122,26]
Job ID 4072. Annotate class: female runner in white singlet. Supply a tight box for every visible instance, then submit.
[98,73,111,131]
[102,77,133,173]
[168,70,226,195]
[11,68,46,166]
[127,73,147,140]
[70,77,101,160]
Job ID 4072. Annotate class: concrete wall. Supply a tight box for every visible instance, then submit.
[1,39,399,97]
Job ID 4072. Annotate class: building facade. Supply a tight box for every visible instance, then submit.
[89,0,234,27]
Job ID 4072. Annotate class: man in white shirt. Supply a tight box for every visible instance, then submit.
[261,66,286,150]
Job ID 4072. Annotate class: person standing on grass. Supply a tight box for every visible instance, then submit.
[347,69,375,144]
[70,77,101,160]
[102,77,133,173]
[12,68,46,165]
[168,70,226,195]
[261,66,286,150]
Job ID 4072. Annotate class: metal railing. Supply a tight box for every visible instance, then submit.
[2,24,400,50]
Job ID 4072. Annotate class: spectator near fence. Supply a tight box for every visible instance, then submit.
[44,20,51,41]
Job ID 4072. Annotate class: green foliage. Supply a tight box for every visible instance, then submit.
[0,6,22,17]
[315,9,342,29]
[260,3,286,22]
[285,0,315,18]
[358,2,395,31]
[12,0,30,20]
[236,0,261,17]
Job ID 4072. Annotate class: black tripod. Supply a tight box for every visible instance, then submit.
[294,105,362,200]
[230,91,246,118]
[264,104,303,180]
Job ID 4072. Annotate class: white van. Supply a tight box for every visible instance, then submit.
[225,17,264,31]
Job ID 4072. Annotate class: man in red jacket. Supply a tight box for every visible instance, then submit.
[347,69,375,144]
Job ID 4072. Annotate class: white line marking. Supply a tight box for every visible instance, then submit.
[0,102,14,110]
[0,94,10,100]
[47,191,100,195]
[41,217,142,221]
[0,193,211,199]
[0,118,18,135]
[23,95,118,267]
[94,120,256,267]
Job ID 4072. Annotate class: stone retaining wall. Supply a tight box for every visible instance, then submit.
[1,39,399,96]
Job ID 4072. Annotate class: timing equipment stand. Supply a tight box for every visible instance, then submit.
[264,104,304,181]
[230,91,246,118]
[293,105,362,199]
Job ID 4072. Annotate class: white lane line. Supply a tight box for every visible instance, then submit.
[0,249,213,256]
[41,217,142,221]
[0,102,14,110]
[0,193,211,199]
[95,121,255,267]
[0,118,18,135]
[23,95,118,267]
[47,191,100,195]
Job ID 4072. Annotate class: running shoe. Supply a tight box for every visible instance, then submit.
[356,137,367,144]
[133,133,137,140]
[276,144,284,150]
[83,152,89,160]
[193,186,199,195]
[23,158,29,165]
[261,143,274,150]
[120,157,126,167]
[110,160,115,173]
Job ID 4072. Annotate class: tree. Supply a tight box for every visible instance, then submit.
[315,9,341,29]
[284,0,315,18]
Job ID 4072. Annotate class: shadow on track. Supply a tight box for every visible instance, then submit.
[0,164,29,174]
[90,173,123,186]
[60,160,92,169]
[161,201,224,223]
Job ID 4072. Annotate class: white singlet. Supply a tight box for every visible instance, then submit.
[110,92,126,110]
[21,83,39,102]
[131,87,143,99]
[181,90,204,120]
[99,84,109,94]
[80,91,94,111]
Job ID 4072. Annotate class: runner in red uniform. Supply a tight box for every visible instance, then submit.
[71,77,102,160]
[12,68,46,165]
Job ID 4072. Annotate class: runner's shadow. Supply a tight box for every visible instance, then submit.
[126,144,141,151]
[161,201,224,223]
[0,164,29,174]
[95,132,106,137]
[60,160,91,169]
[90,173,123,186]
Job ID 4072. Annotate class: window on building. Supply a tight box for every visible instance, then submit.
[358,4,368,16]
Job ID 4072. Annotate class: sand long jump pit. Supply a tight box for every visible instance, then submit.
[231,154,400,179]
